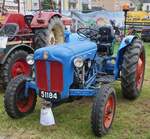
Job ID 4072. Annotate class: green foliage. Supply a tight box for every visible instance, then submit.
[42,0,50,10]
[137,3,143,11]
[42,0,57,10]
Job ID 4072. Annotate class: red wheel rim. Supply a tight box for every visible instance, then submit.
[11,59,31,77]
[16,88,35,113]
[103,95,115,129]
[136,52,145,90]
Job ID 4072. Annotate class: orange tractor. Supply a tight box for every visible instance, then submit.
[0,0,65,88]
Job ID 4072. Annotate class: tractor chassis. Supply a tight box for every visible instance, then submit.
[24,60,116,100]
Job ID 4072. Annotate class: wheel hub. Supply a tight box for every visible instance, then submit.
[11,59,31,77]
[136,53,145,90]
[103,95,115,129]
[16,89,35,113]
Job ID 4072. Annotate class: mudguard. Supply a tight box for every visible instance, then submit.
[30,12,61,28]
[0,44,34,64]
[114,35,136,79]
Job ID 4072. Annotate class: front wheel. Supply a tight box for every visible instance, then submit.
[4,75,37,118]
[121,39,145,100]
[2,50,32,88]
[91,85,116,137]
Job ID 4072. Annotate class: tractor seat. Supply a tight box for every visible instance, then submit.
[97,26,115,55]
[98,26,114,43]
[0,23,19,41]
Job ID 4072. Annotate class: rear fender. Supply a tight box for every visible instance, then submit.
[114,35,136,79]
[30,12,61,28]
[0,44,34,64]
[1,13,27,32]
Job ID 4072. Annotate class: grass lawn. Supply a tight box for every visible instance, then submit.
[0,43,150,139]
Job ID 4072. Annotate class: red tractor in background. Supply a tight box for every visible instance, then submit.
[0,0,65,88]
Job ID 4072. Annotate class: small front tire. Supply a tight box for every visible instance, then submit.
[4,75,37,118]
[91,85,116,137]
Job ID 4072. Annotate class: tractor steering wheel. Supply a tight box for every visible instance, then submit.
[77,27,99,41]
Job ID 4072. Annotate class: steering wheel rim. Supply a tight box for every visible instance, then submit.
[77,27,99,40]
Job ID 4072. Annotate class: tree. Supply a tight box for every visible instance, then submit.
[130,0,143,11]
[137,3,143,11]
[41,0,57,10]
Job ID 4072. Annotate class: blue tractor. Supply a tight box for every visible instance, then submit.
[4,25,145,137]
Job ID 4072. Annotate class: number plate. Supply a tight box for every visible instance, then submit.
[39,91,58,100]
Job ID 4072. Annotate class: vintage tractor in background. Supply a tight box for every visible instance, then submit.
[4,23,145,137]
[0,0,64,88]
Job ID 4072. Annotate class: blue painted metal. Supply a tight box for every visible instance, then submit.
[85,73,97,88]
[64,31,86,43]
[64,29,70,42]
[69,89,98,97]
[68,33,89,42]
[34,38,97,99]
[102,57,116,75]
[114,35,136,79]
[25,80,39,97]
[24,33,136,101]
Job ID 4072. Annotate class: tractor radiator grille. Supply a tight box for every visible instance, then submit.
[50,61,63,92]
[36,60,48,91]
[35,61,63,92]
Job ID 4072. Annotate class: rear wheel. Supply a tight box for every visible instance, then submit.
[91,85,116,137]
[34,16,64,49]
[121,39,145,100]
[2,50,32,88]
[4,75,37,118]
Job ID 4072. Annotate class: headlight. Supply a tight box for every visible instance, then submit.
[26,54,34,65]
[74,57,84,68]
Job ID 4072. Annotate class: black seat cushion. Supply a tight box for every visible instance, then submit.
[99,26,114,43]
[97,26,115,55]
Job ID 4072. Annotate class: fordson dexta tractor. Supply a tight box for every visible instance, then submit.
[4,25,145,137]
[0,0,64,88]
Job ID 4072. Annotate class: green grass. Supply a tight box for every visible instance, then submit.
[0,43,150,139]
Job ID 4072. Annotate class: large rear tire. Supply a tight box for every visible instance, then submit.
[91,85,116,137]
[121,39,145,100]
[34,16,64,49]
[2,50,32,88]
[4,75,37,118]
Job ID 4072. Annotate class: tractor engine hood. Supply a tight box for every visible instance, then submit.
[34,40,97,99]
[34,40,97,61]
